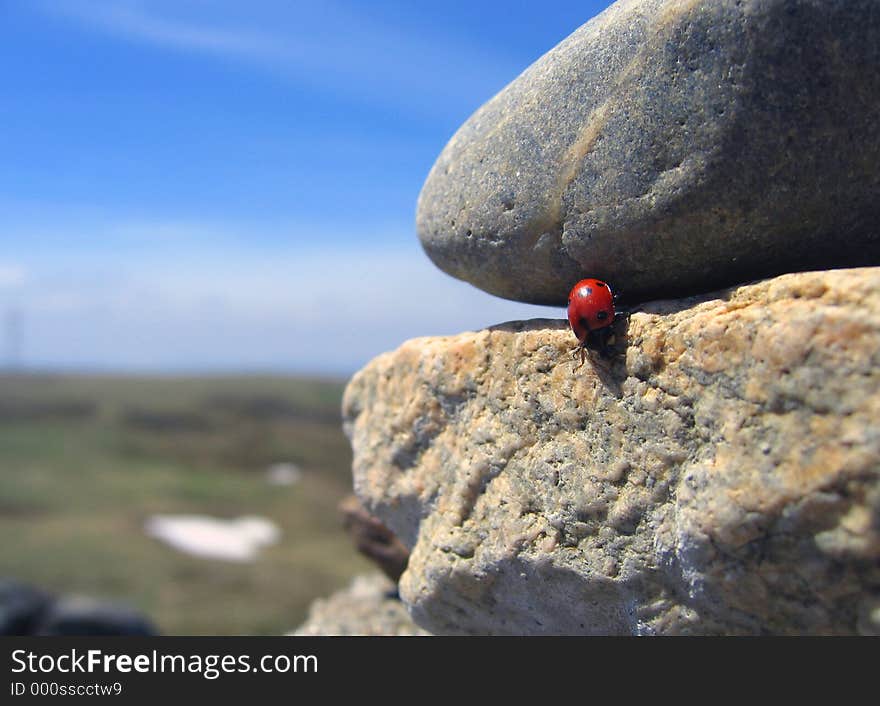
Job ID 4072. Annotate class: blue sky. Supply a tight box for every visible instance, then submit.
[1,0,612,374]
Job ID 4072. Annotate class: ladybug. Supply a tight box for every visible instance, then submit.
[567,278,616,367]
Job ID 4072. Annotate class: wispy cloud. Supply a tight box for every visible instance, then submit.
[33,0,521,115]
[0,264,27,288]
[41,0,298,63]
[2,217,561,373]
[1,3,571,371]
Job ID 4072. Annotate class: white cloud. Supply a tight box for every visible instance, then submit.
[44,0,295,63]
[34,0,520,114]
[15,230,562,373]
[0,264,27,288]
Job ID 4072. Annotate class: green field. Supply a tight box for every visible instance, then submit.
[0,373,372,635]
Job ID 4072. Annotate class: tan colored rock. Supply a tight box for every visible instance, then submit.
[343,267,880,635]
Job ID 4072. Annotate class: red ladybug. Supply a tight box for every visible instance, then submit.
[567,278,616,366]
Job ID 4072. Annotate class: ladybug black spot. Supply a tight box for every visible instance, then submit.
[596,310,608,321]
[595,281,606,288]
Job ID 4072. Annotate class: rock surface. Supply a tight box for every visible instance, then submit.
[292,574,430,636]
[417,0,880,305]
[343,267,880,635]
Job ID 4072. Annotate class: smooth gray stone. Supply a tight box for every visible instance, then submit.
[417,0,880,305]
[0,579,52,635]
[35,596,157,636]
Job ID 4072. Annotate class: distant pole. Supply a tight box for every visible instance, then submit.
[4,306,22,371]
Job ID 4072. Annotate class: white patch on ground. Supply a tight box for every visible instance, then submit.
[266,462,302,486]
[144,515,281,562]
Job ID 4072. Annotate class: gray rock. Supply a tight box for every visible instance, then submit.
[343,268,880,635]
[417,0,880,305]
[292,574,430,636]
[35,596,157,636]
[0,580,52,635]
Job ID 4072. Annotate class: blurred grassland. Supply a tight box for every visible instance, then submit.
[0,374,372,635]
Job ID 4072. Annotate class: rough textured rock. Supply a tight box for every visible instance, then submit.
[343,267,880,635]
[417,0,880,305]
[292,574,430,636]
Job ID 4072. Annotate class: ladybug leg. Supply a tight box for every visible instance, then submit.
[571,333,589,370]
[612,296,633,322]
[602,328,617,358]
[563,343,582,370]
[591,326,624,359]
[612,292,633,321]
[609,311,631,352]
